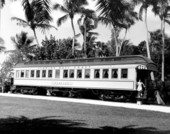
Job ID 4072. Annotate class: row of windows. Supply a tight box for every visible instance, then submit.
[16,68,128,79]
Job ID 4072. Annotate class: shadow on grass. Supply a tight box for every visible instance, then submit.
[0,116,169,134]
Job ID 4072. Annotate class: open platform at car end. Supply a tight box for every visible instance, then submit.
[0,93,170,114]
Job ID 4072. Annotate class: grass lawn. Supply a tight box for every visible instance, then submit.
[0,95,170,134]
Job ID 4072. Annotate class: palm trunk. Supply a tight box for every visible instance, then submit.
[145,9,155,81]
[84,23,87,58]
[119,28,127,56]
[33,29,40,47]
[161,18,165,82]
[112,25,118,56]
[71,18,75,56]
[145,9,151,59]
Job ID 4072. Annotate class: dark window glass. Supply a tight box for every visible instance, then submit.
[103,69,109,78]
[48,70,53,78]
[69,69,74,78]
[94,69,100,78]
[21,70,24,77]
[42,70,46,78]
[112,69,118,78]
[31,70,34,78]
[121,69,128,78]
[36,70,40,78]
[77,70,82,78]
[63,70,68,78]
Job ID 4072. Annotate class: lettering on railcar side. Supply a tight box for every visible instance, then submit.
[52,81,73,86]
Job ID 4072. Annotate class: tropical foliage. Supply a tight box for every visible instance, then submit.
[11,31,36,61]
[96,0,138,56]
[53,0,89,56]
[77,9,98,58]
[11,0,57,47]
[32,35,81,60]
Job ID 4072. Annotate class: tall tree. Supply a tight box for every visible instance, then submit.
[53,0,88,56]
[96,0,137,56]
[132,0,157,81]
[77,9,98,57]
[152,0,170,82]
[11,31,36,61]
[11,0,56,47]
[132,0,156,59]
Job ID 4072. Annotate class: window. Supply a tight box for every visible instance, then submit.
[48,70,53,78]
[42,70,46,78]
[21,70,24,78]
[77,70,82,78]
[16,70,20,78]
[94,69,100,78]
[25,70,29,78]
[112,69,118,78]
[55,70,60,78]
[85,69,90,79]
[30,70,35,78]
[69,69,74,78]
[63,70,68,78]
[36,70,40,78]
[121,69,128,78]
[103,69,109,78]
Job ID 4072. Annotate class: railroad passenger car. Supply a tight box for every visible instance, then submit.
[13,55,157,101]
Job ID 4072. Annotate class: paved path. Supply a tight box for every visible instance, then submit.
[0,93,170,113]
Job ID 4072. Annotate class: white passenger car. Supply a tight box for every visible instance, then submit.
[13,55,157,100]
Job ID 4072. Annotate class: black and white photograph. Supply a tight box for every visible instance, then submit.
[0,0,170,134]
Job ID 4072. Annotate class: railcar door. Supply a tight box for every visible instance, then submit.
[137,70,150,87]
[136,65,152,97]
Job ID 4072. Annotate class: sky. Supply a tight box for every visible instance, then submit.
[0,0,169,64]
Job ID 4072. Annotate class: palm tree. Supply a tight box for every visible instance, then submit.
[132,0,157,82]
[96,0,137,56]
[132,0,157,59]
[11,0,57,47]
[152,0,170,82]
[77,9,98,57]
[53,0,88,56]
[11,31,36,61]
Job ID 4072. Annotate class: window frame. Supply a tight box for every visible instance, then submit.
[16,70,20,78]
[63,70,68,78]
[55,69,60,78]
[25,70,29,78]
[84,69,90,79]
[121,68,128,79]
[69,69,74,78]
[36,70,40,78]
[111,68,118,79]
[42,70,46,78]
[20,70,25,78]
[102,69,109,79]
[94,69,100,79]
[30,70,35,78]
[77,69,82,79]
[48,70,53,78]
